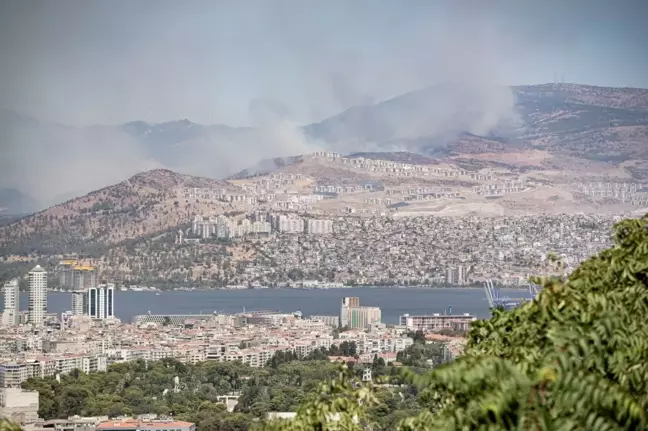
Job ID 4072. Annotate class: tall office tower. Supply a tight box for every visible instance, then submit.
[1,279,19,326]
[71,291,87,316]
[340,297,360,328]
[28,265,47,326]
[88,284,115,320]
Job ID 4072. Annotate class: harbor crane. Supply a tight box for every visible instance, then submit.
[483,279,542,310]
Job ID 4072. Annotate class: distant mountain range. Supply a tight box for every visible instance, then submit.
[2,82,648,211]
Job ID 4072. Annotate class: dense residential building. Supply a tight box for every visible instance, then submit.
[306,219,333,234]
[340,297,381,329]
[445,266,466,285]
[340,297,359,327]
[88,284,115,320]
[28,265,47,327]
[399,313,477,332]
[1,279,19,327]
[191,214,271,239]
[274,214,305,233]
[0,355,108,388]
[345,307,382,330]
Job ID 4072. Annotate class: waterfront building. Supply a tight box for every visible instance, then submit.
[399,313,477,332]
[346,307,382,330]
[340,297,381,329]
[71,291,87,316]
[1,279,19,327]
[133,313,222,326]
[340,297,359,328]
[88,284,114,320]
[28,265,47,327]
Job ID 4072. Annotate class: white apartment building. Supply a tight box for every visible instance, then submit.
[71,291,86,316]
[276,215,305,233]
[192,214,271,239]
[2,279,19,327]
[0,355,107,388]
[28,265,47,327]
[399,313,477,332]
[306,219,333,234]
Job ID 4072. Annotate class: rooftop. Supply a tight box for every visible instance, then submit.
[96,419,194,430]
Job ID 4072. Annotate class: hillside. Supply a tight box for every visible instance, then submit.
[305,83,648,167]
[0,169,244,255]
[4,83,648,212]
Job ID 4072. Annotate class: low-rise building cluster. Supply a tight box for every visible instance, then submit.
[191,214,272,239]
[472,180,527,196]
[189,212,334,239]
[309,152,497,180]
[567,182,648,206]
[244,214,618,286]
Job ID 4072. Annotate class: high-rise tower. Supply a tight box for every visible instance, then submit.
[28,265,47,326]
[2,278,19,326]
[88,284,115,320]
[71,291,87,316]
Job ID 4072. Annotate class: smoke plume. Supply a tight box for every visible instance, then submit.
[0,1,553,209]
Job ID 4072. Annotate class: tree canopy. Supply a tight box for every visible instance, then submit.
[267,214,648,430]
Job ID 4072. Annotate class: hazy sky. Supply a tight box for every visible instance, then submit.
[1,0,647,126]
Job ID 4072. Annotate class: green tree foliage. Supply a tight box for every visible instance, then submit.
[21,357,344,431]
[396,342,444,369]
[269,214,648,430]
[0,419,23,431]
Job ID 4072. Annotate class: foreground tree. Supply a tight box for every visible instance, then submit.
[263,214,648,430]
[0,419,23,431]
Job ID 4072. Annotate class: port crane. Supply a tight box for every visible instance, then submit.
[483,279,542,310]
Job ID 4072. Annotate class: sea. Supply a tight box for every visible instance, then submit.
[0,287,532,324]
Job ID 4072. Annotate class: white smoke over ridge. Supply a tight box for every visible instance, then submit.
[0,1,541,209]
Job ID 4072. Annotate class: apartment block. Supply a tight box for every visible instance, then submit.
[399,313,477,332]
[306,219,333,234]
[2,279,19,327]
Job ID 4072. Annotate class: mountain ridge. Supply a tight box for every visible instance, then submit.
[2,82,648,212]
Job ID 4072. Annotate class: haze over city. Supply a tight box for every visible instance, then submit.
[1,2,648,430]
[1,0,647,207]
[1,0,647,126]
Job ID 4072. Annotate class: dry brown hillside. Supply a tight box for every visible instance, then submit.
[0,169,243,255]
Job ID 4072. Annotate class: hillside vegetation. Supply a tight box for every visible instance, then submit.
[0,170,240,255]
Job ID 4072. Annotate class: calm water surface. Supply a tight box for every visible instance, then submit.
[2,288,528,324]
